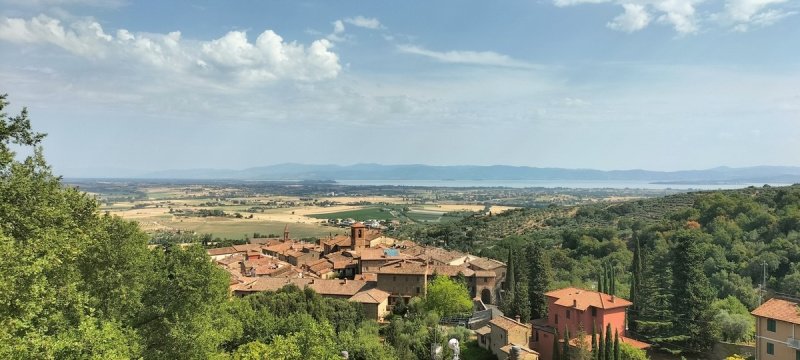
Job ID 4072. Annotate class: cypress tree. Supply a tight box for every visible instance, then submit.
[505,248,515,295]
[597,326,604,360]
[604,323,613,360]
[671,230,716,352]
[629,234,643,332]
[590,322,596,355]
[613,329,620,360]
[553,329,561,360]
[562,327,571,360]
[609,265,616,295]
[528,241,552,320]
[515,274,531,323]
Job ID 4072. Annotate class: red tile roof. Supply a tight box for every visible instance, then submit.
[752,298,800,325]
[349,288,390,304]
[490,315,531,332]
[545,287,632,311]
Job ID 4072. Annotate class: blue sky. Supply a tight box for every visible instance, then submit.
[0,0,798,176]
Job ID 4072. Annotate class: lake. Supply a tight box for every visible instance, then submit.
[334,179,793,190]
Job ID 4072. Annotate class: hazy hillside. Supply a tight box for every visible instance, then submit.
[141,163,800,183]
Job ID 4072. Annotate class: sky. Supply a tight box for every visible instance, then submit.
[0,0,798,177]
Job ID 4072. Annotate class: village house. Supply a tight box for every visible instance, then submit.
[231,277,390,321]
[476,315,539,360]
[751,297,800,359]
[530,287,649,360]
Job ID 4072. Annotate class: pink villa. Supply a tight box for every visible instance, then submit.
[531,287,649,360]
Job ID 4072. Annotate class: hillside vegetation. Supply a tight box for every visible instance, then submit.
[396,184,800,354]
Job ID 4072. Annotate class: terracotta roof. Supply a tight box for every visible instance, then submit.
[375,259,429,275]
[475,326,492,336]
[216,253,244,266]
[467,257,506,270]
[321,235,352,247]
[490,315,531,332]
[207,246,240,256]
[355,273,378,282]
[232,244,264,253]
[430,265,475,277]
[349,288,391,304]
[233,277,371,297]
[752,298,800,325]
[545,287,632,311]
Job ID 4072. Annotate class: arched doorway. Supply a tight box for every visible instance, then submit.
[481,288,492,304]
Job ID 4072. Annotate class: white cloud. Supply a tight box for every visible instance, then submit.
[0,14,341,83]
[607,4,652,32]
[343,16,383,30]
[722,0,797,31]
[396,44,537,69]
[0,0,126,8]
[555,0,795,34]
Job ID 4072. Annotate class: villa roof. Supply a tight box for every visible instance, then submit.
[752,298,800,325]
[545,287,632,311]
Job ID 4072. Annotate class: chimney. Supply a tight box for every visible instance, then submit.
[573,299,577,308]
[515,315,521,323]
[611,295,615,303]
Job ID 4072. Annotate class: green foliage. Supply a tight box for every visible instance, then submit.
[711,296,755,343]
[671,230,717,352]
[0,94,395,359]
[528,241,552,319]
[424,275,473,317]
[618,342,648,360]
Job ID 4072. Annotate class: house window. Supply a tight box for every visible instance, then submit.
[767,342,774,355]
[796,350,800,360]
[555,314,559,324]
[535,331,539,342]
[484,278,488,283]
[767,319,776,332]
[566,310,571,319]
[591,307,597,317]
[416,287,420,294]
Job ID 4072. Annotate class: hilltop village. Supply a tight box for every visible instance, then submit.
[208,223,654,359]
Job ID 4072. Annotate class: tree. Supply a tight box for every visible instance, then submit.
[138,244,238,359]
[424,275,473,318]
[618,342,648,360]
[629,234,643,332]
[613,330,620,360]
[515,274,532,322]
[604,323,613,360]
[563,327,571,360]
[552,328,561,360]
[671,230,717,352]
[528,241,552,320]
[0,93,144,358]
[597,326,605,360]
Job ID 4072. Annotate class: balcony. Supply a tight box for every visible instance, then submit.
[788,337,800,350]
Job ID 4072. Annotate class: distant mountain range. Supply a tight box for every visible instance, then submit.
[117,164,800,184]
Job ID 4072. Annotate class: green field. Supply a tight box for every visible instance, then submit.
[308,207,398,221]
